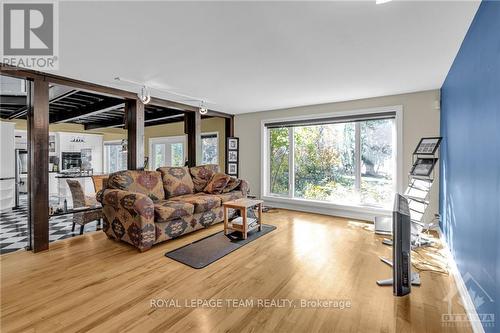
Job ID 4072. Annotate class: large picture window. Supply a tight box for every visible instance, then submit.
[265,109,398,209]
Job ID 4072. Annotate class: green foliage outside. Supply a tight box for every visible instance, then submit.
[269,119,394,207]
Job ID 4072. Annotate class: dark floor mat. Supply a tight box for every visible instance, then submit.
[165,224,276,269]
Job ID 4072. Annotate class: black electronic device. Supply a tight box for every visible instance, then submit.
[376,193,420,294]
[392,193,412,296]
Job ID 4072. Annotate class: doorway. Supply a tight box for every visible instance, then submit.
[149,136,186,170]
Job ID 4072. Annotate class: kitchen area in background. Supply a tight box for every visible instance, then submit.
[0,74,228,254]
[0,75,129,254]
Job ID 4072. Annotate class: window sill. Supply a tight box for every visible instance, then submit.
[261,195,391,222]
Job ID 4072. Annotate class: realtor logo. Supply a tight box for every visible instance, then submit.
[1,0,59,69]
[442,272,495,329]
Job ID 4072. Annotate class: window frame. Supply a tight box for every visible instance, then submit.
[148,135,187,170]
[261,105,403,216]
[103,140,127,174]
[147,132,219,170]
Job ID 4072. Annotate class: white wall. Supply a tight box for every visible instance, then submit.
[235,90,441,220]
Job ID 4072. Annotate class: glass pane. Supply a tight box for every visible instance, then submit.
[294,123,356,203]
[105,144,126,173]
[360,119,395,207]
[269,128,289,196]
[201,136,218,164]
[171,143,184,167]
[154,144,166,169]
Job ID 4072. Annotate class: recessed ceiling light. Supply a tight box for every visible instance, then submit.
[376,0,393,4]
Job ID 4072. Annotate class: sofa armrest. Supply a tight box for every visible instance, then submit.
[100,189,156,251]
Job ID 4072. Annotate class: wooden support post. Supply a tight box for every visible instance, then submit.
[27,78,49,252]
[225,116,234,138]
[126,99,145,170]
[184,111,201,167]
[224,116,234,173]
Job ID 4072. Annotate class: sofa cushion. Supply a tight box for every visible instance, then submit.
[107,170,165,201]
[215,191,244,203]
[170,193,221,213]
[204,173,231,194]
[154,200,194,223]
[189,164,220,192]
[157,166,195,198]
[223,177,241,193]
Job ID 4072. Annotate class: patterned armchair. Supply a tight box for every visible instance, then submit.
[97,165,248,251]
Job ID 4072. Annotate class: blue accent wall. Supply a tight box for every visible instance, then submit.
[440,1,500,332]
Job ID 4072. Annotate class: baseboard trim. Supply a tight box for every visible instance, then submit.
[436,227,486,333]
[263,199,380,222]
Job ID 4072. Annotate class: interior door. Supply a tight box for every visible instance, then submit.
[150,136,186,170]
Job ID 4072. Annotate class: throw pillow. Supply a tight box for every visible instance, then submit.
[189,164,220,192]
[157,166,195,198]
[107,170,165,201]
[204,173,231,194]
[223,177,241,193]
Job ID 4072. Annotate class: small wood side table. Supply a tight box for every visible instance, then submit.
[223,198,264,239]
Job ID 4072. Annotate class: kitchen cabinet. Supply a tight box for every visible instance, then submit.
[57,132,103,172]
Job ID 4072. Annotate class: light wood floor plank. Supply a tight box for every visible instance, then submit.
[1,209,471,333]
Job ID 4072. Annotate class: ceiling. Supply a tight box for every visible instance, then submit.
[45,1,480,114]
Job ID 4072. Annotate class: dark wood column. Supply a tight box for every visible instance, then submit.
[224,116,234,172]
[184,111,201,167]
[125,99,145,170]
[27,78,49,252]
[225,116,234,137]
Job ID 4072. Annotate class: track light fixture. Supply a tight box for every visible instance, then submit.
[138,85,151,105]
[199,101,208,115]
[114,76,209,109]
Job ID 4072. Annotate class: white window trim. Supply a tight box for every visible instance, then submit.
[260,105,403,220]
[148,135,187,170]
[103,140,125,174]
[201,131,219,165]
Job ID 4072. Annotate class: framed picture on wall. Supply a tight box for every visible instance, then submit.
[226,137,239,177]
[228,137,239,150]
[228,150,238,162]
[228,163,238,175]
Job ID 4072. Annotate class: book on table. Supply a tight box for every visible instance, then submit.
[230,217,259,230]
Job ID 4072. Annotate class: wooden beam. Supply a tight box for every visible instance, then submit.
[184,111,201,167]
[27,78,49,252]
[207,109,232,119]
[126,99,145,170]
[53,102,124,123]
[0,64,234,119]
[1,63,137,100]
[148,97,197,112]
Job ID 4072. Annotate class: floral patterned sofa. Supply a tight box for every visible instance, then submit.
[97,165,248,251]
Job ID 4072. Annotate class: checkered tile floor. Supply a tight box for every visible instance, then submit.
[0,196,101,255]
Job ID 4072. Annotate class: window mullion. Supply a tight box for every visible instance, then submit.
[289,127,295,198]
[355,122,361,192]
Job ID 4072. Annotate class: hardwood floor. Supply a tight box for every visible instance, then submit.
[1,209,472,333]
